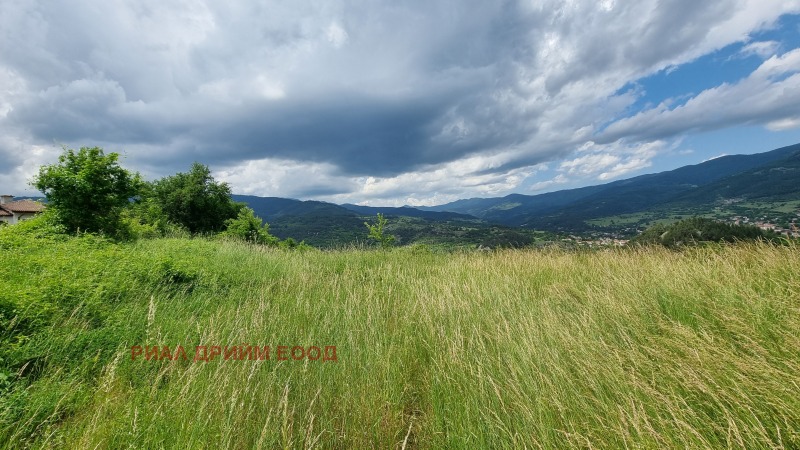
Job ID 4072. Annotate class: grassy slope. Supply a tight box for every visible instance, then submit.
[1,233,799,449]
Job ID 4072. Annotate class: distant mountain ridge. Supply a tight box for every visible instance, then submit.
[339,204,477,221]
[423,143,800,228]
[665,149,800,205]
[230,194,539,248]
[231,195,481,222]
[232,142,800,242]
[231,195,354,221]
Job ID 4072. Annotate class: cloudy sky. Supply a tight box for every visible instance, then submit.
[2,0,800,206]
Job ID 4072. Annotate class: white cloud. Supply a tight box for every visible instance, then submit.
[560,154,621,176]
[0,67,26,118]
[766,117,800,130]
[600,49,800,142]
[326,22,349,48]
[2,1,800,203]
[214,151,546,206]
[215,158,351,198]
[598,158,653,180]
[529,174,569,192]
[324,154,545,206]
[559,141,665,181]
[0,139,61,195]
[740,40,780,59]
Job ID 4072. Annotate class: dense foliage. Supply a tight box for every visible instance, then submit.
[218,207,278,245]
[150,162,243,233]
[631,217,781,247]
[24,148,312,248]
[31,147,142,236]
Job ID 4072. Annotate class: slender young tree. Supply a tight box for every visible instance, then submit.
[364,213,396,249]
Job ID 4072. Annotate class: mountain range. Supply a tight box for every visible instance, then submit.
[233,143,800,246]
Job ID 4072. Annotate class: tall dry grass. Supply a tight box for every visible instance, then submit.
[1,237,798,448]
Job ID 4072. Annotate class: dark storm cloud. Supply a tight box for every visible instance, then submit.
[202,86,542,176]
[209,93,464,175]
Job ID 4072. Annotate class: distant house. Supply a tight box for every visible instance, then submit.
[0,195,45,225]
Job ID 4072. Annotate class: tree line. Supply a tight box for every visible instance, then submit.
[30,146,296,246]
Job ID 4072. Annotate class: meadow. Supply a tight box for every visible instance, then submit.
[1,227,799,448]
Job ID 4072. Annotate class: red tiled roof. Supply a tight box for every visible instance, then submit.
[1,200,45,213]
[0,207,11,216]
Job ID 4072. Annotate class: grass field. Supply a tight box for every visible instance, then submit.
[1,229,799,448]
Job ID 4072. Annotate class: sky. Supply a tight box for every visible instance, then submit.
[2,1,800,206]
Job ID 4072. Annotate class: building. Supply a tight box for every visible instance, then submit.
[0,195,45,225]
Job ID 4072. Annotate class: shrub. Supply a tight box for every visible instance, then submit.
[219,207,278,246]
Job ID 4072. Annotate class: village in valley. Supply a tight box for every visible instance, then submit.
[732,215,800,238]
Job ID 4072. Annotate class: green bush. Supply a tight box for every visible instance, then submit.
[219,207,278,245]
[0,211,68,250]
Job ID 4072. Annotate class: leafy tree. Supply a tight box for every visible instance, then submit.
[364,213,395,249]
[219,207,278,245]
[31,146,142,235]
[150,162,242,233]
